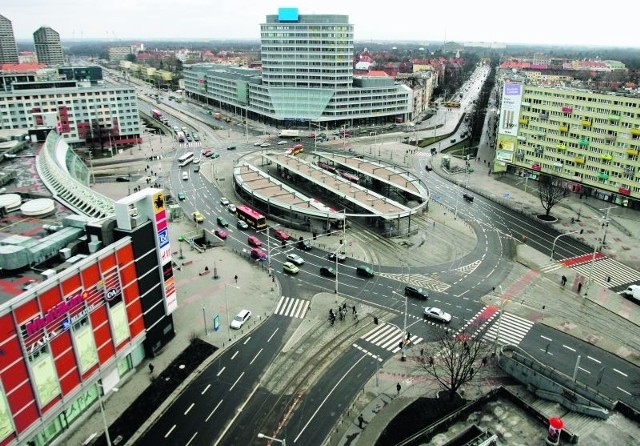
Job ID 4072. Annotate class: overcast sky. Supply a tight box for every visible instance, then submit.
[4,0,637,47]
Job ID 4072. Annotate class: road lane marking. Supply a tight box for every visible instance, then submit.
[562,345,576,352]
[267,328,279,342]
[587,356,601,364]
[184,403,195,415]
[243,337,251,344]
[206,400,223,422]
[617,387,631,396]
[540,335,552,341]
[250,348,263,365]
[613,368,628,377]
[217,366,226,377]
[201,384,211,395]
[231,351,239,360]
[164,424,176,438]
[578,367,591,374]
[186,432,198,446]
[230,372,244,391]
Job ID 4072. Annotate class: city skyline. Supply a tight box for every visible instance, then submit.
[3,0,639,48]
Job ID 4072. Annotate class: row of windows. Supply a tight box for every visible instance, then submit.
[524,90,640,109]
[262,39,352,46]
[264,26,351,32]
[525,102,640,119]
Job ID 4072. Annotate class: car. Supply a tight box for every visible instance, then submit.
[182,172,189,181]
[22,279,38,291]
[202,148,213,157]
[260,142,271,147]
[231,309,251,329]
[185,134,193,142]
[177,192,186,201]
[193,165,200,173]
[220,197,230,206]
[227,203,237,213]
[247,235,262,247]
[210,152,220,159]
[356,265,375,278]
[277,140,288,145]
[192,211,204,223]
[405,285,429,300]
[463,193,474,203]
[450,138,457,143]
[328,252,347,263]
[116,176,131,182]
[283,261,300,274]
[286,253,305,265]
[253,142,262,146]
[237,220,249,230]
[296,238,312,251]
[192,133,200,141]
[273,229,291,241]
[214,229,227,239]
[320,267,336,278]
[250,248,267,260]
[193,157,201,164]
[227,146,237,150]
[216,216,229,227]
[423,307,452,323]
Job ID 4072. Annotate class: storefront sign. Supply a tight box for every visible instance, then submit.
[25,291,87,336]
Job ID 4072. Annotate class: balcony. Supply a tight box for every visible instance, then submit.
[627,148,639,156]
[605,134,616,142]
[619,187,631,196]
[598,172,609,180]
[575,157,585,164]
[608,114,620,122]
[539,112,549,119]
[561,106,573,114]
[517,136,527,142]
[581,120,592,127]
[578,138,589,147]
[559,125,569,132]
[601,154,613,161]
[556,144,567,150]
[521,101,531,107]
[519,118,529,125]
[631,128,640,136]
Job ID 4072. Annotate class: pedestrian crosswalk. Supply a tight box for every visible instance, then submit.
[482,312,534,347]
[570,258,640,289]
[274,296,310,319]
[357,323,423,354]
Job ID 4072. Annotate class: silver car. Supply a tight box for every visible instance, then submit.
[423,307,452,323]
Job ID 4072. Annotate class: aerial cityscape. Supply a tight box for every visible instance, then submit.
[0,5,639,446]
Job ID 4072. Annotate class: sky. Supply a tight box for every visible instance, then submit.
[3,0,638,48]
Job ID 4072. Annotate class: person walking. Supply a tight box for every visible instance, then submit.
[234,275,238,283]
[396,383,401,395]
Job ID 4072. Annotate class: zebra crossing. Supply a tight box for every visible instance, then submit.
[274,296,310,319]
[357,323,423,354]
[482,312,534,347]
[570,258,640,289]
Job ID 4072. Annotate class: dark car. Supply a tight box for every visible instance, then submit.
[116,176,131,182]
[356,265,375,278]
[405,285,429,300]
[296,238,312,251]
[227,146,237,150]
[320,267,336,278]
[463,193,474,203]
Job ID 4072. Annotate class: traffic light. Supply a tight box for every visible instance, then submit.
[373,316,379,325]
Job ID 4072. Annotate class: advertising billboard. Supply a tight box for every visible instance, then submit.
[498,83,523,136]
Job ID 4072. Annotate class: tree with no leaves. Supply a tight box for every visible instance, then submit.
[421,329,491,401]
[538,174,568,217]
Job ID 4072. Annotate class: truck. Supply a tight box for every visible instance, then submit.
[152,109,162,120]
[176,131,186,143]
[623,285,640,302]
[278,129,303,138]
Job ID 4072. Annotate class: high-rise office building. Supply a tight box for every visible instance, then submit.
[33,26,64,66]
[0,14,19,64]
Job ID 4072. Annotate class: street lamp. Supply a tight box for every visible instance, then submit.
[392,290,408,361]
[224,282,240,341]
[585,206,615,296]
[97,383,118,446]
[257,433,286,445]
[550,229,583,261]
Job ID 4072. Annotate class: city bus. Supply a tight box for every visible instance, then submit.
[152,109,162,120]
[176,131,186,143]
[235,204,267,229]
[177,151,194,167]
[285,144,304,156]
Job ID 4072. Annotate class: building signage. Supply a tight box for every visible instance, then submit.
[104,288,120,302]
[25,291,87,336]
[498,83,523,136]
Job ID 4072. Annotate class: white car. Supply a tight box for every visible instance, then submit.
[193,158,201,164]
[423,307,452,323]
[260,142,271,147]
[286,253,304,265]
[182,172,189,181]
[227,203,237,213]
[220,197,230,206]
[277,140,287,145]
[231,309,251,329]
[253,142,262,146]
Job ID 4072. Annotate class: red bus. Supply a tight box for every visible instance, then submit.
[338,170,359,183]
[236,204,267,229]
[152,109,162,120]
[285,144,304,156]
[317,161,337,174]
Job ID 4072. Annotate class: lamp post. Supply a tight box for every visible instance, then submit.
[550,229,583,261]
[391,289,408,361]
[257,433,286,446]
[97,383,118,446]
[224,282,240,341]
[585,206,615,296]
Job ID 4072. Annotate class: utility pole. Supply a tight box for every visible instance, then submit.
[585,205,615,296]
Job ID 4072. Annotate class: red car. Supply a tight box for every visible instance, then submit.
[247,235,262,247]
[273,229,291,241]
[250,248,267,260]
[214,229,227,239]
[201,148,213,156]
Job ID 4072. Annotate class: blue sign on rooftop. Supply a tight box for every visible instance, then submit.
[279,7,299,22]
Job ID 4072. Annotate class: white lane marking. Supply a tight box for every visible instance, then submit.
[587,356,601,364]
[243,337,251,345]
[250,348,263,365]
[231,351,239,360]
[540,335,552,341]
[184,403,195,415]
[217,366,226,377]
[201,384,211,395]
[186,432,198,446]
[617,387,631,396]
[164,424,176,438]
[613,368,628,377]
[229,372,244,391]
[562,345,576,352]
[267,328,279,343]
[206,400,223,422]
[578,367,591,375]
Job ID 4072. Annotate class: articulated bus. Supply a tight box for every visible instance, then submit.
[177,151,194,167]
[235,205,267,229]
[338,170,359,183]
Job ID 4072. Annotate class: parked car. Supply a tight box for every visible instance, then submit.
[214,229,227,239]
[423,307,452,323]
[247,235,262,247]
[216,216,229,227]
[320,267,336,278]
[404,285,429,300]
[192,211,204,223]
[328,252,347,263]
[273,229,291,241]
[282,262,300,274]
[250,248,267,260]
[220,197,230,206]
[237,220,249,230]
[231,309,251,329]
[286,253,305,265]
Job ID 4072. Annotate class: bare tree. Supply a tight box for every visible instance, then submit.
[421,329,491,401]
[538,174,568,218]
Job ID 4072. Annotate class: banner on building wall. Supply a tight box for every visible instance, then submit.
[31,353,61,408]
[109,302,130,346]
[151,191,177,314]
[74,324,98,374]
[498,83,523,136]
[0,386,14,443]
